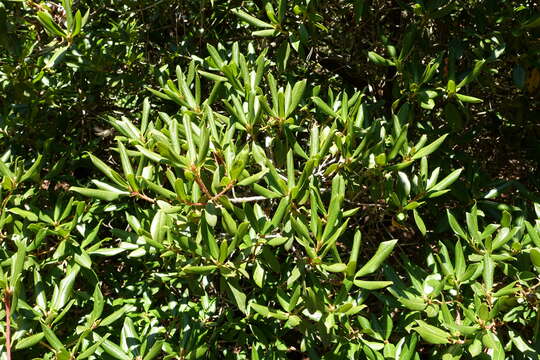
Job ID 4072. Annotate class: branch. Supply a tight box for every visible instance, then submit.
[132,191,206,207]
[132,176,235,207]
[132,191,155,203]
[4,290,12,360]
[228,196,268,203]
[210,182,234,202]
[193,168,213,199]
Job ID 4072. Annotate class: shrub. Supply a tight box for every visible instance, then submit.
[1,0,539,359]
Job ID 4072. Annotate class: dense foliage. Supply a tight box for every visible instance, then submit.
[1,1,540,359]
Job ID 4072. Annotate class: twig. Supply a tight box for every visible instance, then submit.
[344,198,386,208]
[228,196,268,203]
[193,168,213,199]
[4,289,12,360]
[132,191,155,203]
[131,180,235,207]
[210,182,234,202]
[134,0,166,13]
[132,191,206,207]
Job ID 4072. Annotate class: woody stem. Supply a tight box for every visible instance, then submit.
[4,290,12,360]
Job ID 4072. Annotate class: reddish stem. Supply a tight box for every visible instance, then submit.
[4,290,12,360]
[210,182,234,201]
[193,171,213,199]
[131,191,156,203]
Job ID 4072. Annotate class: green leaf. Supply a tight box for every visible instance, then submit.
[204,203,218,227]
[97,335,132,360]
[413,320,450,344]
[267,236,288,247]
[90,248,128,256]
[70,187,123,201]
[71,10,83,37]
[412,134,448,160]
[135,145,165,164]
[37,11,66,37]
[286,79,307,117]
[232,9,274,28]
[143,341,163,360]
[45,45,69,68]
[237,169,268,186]
[321,174,344,242]
[91,180,131,195]
[77,334,111,359]
[15,332,45,350]
[454,240,466,281]
[183,265,218,274]
[468,337,482,357]
[291,216,312,242]
[41,324,66,352]
[413,209,426,236]
[62,0,73,27]
[100,306,129,327]
[353,280,393,290]
[34,268,47,310]
[288,285,301,312]
[121,317,140,357]
[320,220,348,258]
[0,158,14,179]
[183,115,197,164]
[356,240,397,277]
[250,303,270,317]
[312,97,338,117]
[89,284,104,326]
[398,171,411,198]
[8,208,38,222]
[253,262,265,287]
[206,44,225,68]
[322,263,347,273]
[389,124,409,160]
[447,210,468,240]
[456,93,483,103]
[429,168,462,191]
[176,65,197,109]
[141,178,175,200]
[491,227,513,251]
[368,51,394,66]
[200,217,219,260]
[20,154,43,182]
[398,297,427,311]
[375,153,387,166]
[52,264,80,311]
[88,153,128,188]
[198,70,228,82]
[225,279,247,313]
[220,207,238,235]
[10,239,26,291]
[117,140,134,178]
[197,125,210,166]
[74,249,92,269]
[147,87,172,102]
[509,329,534,353]
[346,230,362,277]
[526,221,540,247]
[150,210,167,243]
[252,29,278,36]
[482,332,505,360]
[483,253,494,291]
[530,248,540,268]
[457,60,486,89]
